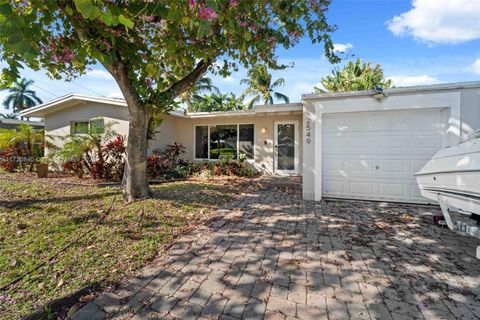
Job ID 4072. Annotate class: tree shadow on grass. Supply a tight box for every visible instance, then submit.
[0,191,119,210]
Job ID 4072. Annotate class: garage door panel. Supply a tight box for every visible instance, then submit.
[378,183,406,198]
[410,134,443,149]
[350,182,374,196]
[350,159,375,173]
[324,109,443,133]
[322,109,444,203]
[378,135,407,148]
[322,179,347,195]
[410,184,427,202]
[378,159,406,174]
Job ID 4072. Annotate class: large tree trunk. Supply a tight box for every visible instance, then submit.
[108,62,152,202]
[105,58,211,201]
[123,105,152,202]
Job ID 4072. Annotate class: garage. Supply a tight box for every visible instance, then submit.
[321,109,444,203]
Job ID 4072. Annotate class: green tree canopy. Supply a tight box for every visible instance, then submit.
[180,77,220,109]
[189,92,246,112]
[241,64,289,107]
[1,77,42,113]
[315,58,392,93]
[0,0,338,201]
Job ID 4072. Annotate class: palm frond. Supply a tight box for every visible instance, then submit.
[274,92,290,103]
[271,78,286,89]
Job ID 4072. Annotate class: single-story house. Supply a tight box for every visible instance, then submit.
[21,81,480,203]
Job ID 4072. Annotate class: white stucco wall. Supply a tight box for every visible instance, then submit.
[171,114,303,174]
[460,88,480,139]
[44,102,130,154]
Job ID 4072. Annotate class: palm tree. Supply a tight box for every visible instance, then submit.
[0,113,18,119]
[181,77,220,111]
[1,78,43,113]
[190,93,246,112]
[315,58,393,93]
[241,65,289,108]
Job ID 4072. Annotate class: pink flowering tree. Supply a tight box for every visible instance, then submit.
[0,0,338,201]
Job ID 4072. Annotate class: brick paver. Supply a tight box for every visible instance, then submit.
[73,179,480,320]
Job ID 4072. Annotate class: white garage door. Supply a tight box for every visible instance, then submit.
[322,108,444,203]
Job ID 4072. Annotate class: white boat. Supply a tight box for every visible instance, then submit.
[415,130,480,259]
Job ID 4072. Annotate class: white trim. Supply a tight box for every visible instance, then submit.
[314,114,322,201]
[20,93,127,117]
[193,123,256,161]
[20,93,302,118]
[273,120,299,175]
[302,81,480,101]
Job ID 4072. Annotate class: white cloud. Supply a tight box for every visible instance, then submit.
[388,75,441,87]
[469,58,480,75]
[222,76,234,82]
[85,69,113,79]
[333,43,354,53]
[387,0,480,44]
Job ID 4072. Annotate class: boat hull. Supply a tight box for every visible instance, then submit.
[415,138,480,215]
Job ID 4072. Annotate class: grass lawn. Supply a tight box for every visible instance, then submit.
[0,177,240,319]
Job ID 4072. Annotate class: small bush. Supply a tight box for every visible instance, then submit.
[188,158,257,178]
[99,136,126,181]
[148,143,188,179]
[147,155,169,179]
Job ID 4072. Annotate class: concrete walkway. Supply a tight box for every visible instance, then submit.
[73,181,480,320]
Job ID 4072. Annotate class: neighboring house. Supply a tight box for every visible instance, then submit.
[20,81,480,204]
[0,118,44,130]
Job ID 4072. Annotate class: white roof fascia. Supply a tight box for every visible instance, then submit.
[302,81,480,101]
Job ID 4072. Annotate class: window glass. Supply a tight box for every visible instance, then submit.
[239,124,254,159]
[195,126,208,159]
[209,125,237,159]
[277,123,295,170]
[72,121,89,134]
[90,119,105,134]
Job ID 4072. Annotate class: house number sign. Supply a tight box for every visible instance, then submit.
[305,117,312,144]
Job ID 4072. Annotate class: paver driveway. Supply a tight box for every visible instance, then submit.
[73,181,480,320]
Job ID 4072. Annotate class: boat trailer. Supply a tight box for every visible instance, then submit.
[438,195,480,259]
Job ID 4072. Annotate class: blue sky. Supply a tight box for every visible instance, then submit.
[1,0,480,114]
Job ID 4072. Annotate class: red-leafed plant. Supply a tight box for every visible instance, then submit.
[55,120,126,181]
[148,143,187,179]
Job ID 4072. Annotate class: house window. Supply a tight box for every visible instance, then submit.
[239,124,254,159]
[90,119,105,134]
[195,126,208,159]
[72,121,89,134]
[210,125,237,159]
[195,124,254,160]
[71,119,105,135]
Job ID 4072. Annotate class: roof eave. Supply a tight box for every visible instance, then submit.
[19,93,127,117]
[301,81,480,101]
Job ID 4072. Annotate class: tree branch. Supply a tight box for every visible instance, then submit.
[160,58,213,102]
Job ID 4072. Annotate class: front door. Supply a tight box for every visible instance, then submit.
[274,121,299,175]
